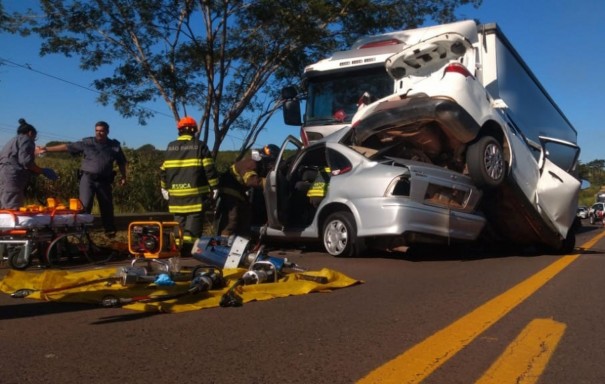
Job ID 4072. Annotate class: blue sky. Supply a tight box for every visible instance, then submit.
[1,0,604,163]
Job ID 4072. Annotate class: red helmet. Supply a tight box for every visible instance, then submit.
[177,116,197,130]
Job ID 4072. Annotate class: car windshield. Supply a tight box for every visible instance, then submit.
[305,67,393,125]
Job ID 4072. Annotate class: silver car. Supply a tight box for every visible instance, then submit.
[262,126,486,257]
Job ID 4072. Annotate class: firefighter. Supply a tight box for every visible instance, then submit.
[214,144,278,244]
[0,119,58,209]
[160,116,219,257]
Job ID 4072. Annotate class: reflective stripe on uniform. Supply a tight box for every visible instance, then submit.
[307,182,327,197]
[162,158,204,168]
[168,185,211,196]
[168,203,204,213]
[242,170,258,185]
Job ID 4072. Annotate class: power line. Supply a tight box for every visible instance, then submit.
[0,56,259,150]
[0,56,174,119]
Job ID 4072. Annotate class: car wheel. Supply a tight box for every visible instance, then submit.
[322,211,364,257]
[466,135,506,188]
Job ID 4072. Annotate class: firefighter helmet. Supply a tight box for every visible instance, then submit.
[261,144,279,160]
[177,116,197,130]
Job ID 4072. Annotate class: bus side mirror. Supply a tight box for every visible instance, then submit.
[282,86,301,126]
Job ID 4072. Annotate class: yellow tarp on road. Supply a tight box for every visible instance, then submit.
[0,267,362,313]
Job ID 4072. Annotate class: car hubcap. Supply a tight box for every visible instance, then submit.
[324,220,348,255]
[484,143,504,181]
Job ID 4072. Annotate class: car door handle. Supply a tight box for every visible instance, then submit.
[548,170,563,183]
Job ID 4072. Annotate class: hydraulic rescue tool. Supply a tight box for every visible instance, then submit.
[191,235,301,271]
[100,265,225,307]
[218,249,308,307]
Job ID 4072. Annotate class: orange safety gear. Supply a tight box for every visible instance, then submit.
[262,144,279,160]
[177,116,197,130]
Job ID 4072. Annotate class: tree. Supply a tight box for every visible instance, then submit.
[20,0,481,156]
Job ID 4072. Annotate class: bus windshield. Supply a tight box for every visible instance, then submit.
[305,67,394,125]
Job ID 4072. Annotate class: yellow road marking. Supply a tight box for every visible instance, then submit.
[476,318,566,384]
[357,230,605,384]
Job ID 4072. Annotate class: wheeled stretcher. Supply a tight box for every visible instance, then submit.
[0,204,98,270]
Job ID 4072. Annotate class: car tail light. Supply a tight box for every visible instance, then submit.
[331,166,352,176]
[443,62,473,78]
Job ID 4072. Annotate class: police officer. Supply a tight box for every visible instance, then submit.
[214,144,278,244]
[0,119,58,209]
[42,121,127,236]
[160,116,219,256]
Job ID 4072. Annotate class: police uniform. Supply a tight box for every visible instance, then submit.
[67,137,127,233]
[0,134,38,209]
[160,133,218,255]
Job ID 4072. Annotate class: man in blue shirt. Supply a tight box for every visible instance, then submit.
[43,121,127,237]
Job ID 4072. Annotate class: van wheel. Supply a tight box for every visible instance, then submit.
[322,212,364,257]
[466,136,506,188]
[557,230,576,255]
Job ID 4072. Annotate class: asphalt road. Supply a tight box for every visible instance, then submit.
[1,221,604,384]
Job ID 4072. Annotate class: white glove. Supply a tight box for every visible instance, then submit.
[213,189,219,200]
[161,188,169,200]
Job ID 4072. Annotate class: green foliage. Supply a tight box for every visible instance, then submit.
[28,145,242,213]
[578,160,605,206]
[27,142,605,213]
[24,0,481,157]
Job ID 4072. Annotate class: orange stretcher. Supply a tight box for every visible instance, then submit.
[0,199,102,270]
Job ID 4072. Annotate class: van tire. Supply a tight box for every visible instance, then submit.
[558,230,576,255]
[322,211,364,257]
[466,135,506,188]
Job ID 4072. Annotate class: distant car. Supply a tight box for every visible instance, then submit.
[588,202,605,224]
[577,206,588,219]
[262,126,486,257]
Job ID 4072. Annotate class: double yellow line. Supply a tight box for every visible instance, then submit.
[358,230,605,384]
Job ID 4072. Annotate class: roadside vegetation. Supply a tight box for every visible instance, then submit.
[578,160,605,206]
[27,143,239,213]
[25,147,605,214]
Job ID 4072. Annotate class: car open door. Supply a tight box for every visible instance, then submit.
[264,136,302,229]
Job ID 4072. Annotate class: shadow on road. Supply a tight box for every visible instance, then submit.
[0,301,101,321]
[0,300,161,322]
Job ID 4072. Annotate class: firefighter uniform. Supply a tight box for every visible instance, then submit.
[307,167,331,207]
[214,157,260,242]
[160,117,219,256]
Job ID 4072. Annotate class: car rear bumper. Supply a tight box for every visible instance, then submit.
[354,199,486,242]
